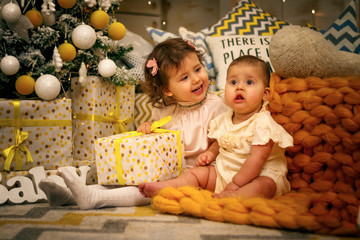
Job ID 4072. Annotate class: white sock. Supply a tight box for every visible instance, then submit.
[38,179,76,206]
[58,168,150,210]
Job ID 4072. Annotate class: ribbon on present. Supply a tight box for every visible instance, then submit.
[74,86,134,134]
[0,100,72,171]
[3,130,33,171]
[75,113,134,134]
[113,116,183,185]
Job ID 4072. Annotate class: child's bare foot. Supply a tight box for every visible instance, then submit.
[139,181,170,198]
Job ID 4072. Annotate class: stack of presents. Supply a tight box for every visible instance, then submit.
[0,76,184,204]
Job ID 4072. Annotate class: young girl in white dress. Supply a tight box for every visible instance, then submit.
[140,55,294,199]
[39,38,229,209]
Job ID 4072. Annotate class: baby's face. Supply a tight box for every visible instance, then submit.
[225,64,269,121]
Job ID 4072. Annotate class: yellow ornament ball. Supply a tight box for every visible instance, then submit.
[58,41,77,61]
[90,10,109,29]
[25,9,43,28]
[15,75,35,95]
[57,0,76,9]
[108,21,126,40]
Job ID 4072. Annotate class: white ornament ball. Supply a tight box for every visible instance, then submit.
[71,24,96,50]
[2,2,21,23]
[35,74,61,100]
[1,55,20,75]
[98,58,117,77]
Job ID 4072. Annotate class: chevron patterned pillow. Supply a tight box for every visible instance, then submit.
[134,93,152,129]
[201,0,289,36]
[319,0,360,54]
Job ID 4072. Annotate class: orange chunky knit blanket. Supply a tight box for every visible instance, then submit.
[151,73,360,237]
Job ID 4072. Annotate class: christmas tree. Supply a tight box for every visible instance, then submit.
[0,0,137,99]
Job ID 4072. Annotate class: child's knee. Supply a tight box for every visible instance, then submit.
[259,176,276,197]
[189,166,215,190]
[266,178,277,197]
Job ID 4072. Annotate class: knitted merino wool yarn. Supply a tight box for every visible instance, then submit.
[152,74,360,237]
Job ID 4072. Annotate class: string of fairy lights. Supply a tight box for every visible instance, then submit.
[127,0,357,29]
[280,0,318,25]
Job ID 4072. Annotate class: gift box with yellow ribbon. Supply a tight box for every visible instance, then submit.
[0,98,73,172]
[71,76,135,163]
[94,116,185,186]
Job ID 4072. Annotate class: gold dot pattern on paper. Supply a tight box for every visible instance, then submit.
[0,99,73,171]
[71,76,135,161]
[95,132,183,186]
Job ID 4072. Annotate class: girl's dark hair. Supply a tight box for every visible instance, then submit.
[141,38,204,108]
[228,55,271,87]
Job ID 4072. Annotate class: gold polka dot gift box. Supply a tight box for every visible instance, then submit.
[94,117,185,185]
[71,76,135,162]
[0,99,73,172]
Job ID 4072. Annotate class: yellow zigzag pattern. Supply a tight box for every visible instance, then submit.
[134,93,152,128]
[212,3,253,36]
[265,20,288,36]
[0,206,155,227]
[212,2,285,36]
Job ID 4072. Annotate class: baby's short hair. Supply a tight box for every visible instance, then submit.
[228,55,271,87]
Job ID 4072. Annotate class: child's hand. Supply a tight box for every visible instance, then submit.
[137,122,153,134]
[195,152,214,166]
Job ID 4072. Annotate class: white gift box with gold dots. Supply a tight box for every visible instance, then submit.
[94,131,185,186]
[0,99,73,172]
[71,76,135,162]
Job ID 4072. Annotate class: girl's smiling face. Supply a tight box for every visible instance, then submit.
[225,63,270,123]
[161,52,209,105]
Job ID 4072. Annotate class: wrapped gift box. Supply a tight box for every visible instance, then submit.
[71,76,135,162]
[0,99,73,171]
[95,130,185,185]
[73,159,97,185]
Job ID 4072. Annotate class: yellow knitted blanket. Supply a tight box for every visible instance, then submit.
[151,74,360,237]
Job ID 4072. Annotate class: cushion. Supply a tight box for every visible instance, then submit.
[205,35,272,90]
[201,0,289,36]
[306,23,320,31]
[120,30,154,82]
[122,29,154,57]
[121,51,145,81]
[178,26,216,79]
[319,0,360,53]
[145,26,216,80]
[134,93,152,129]
[145,25,178,44]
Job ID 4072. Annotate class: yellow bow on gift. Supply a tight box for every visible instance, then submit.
[104,112,134,133]
[3,129,33,171]
[150,116,172,132]
[75,113,134,134]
